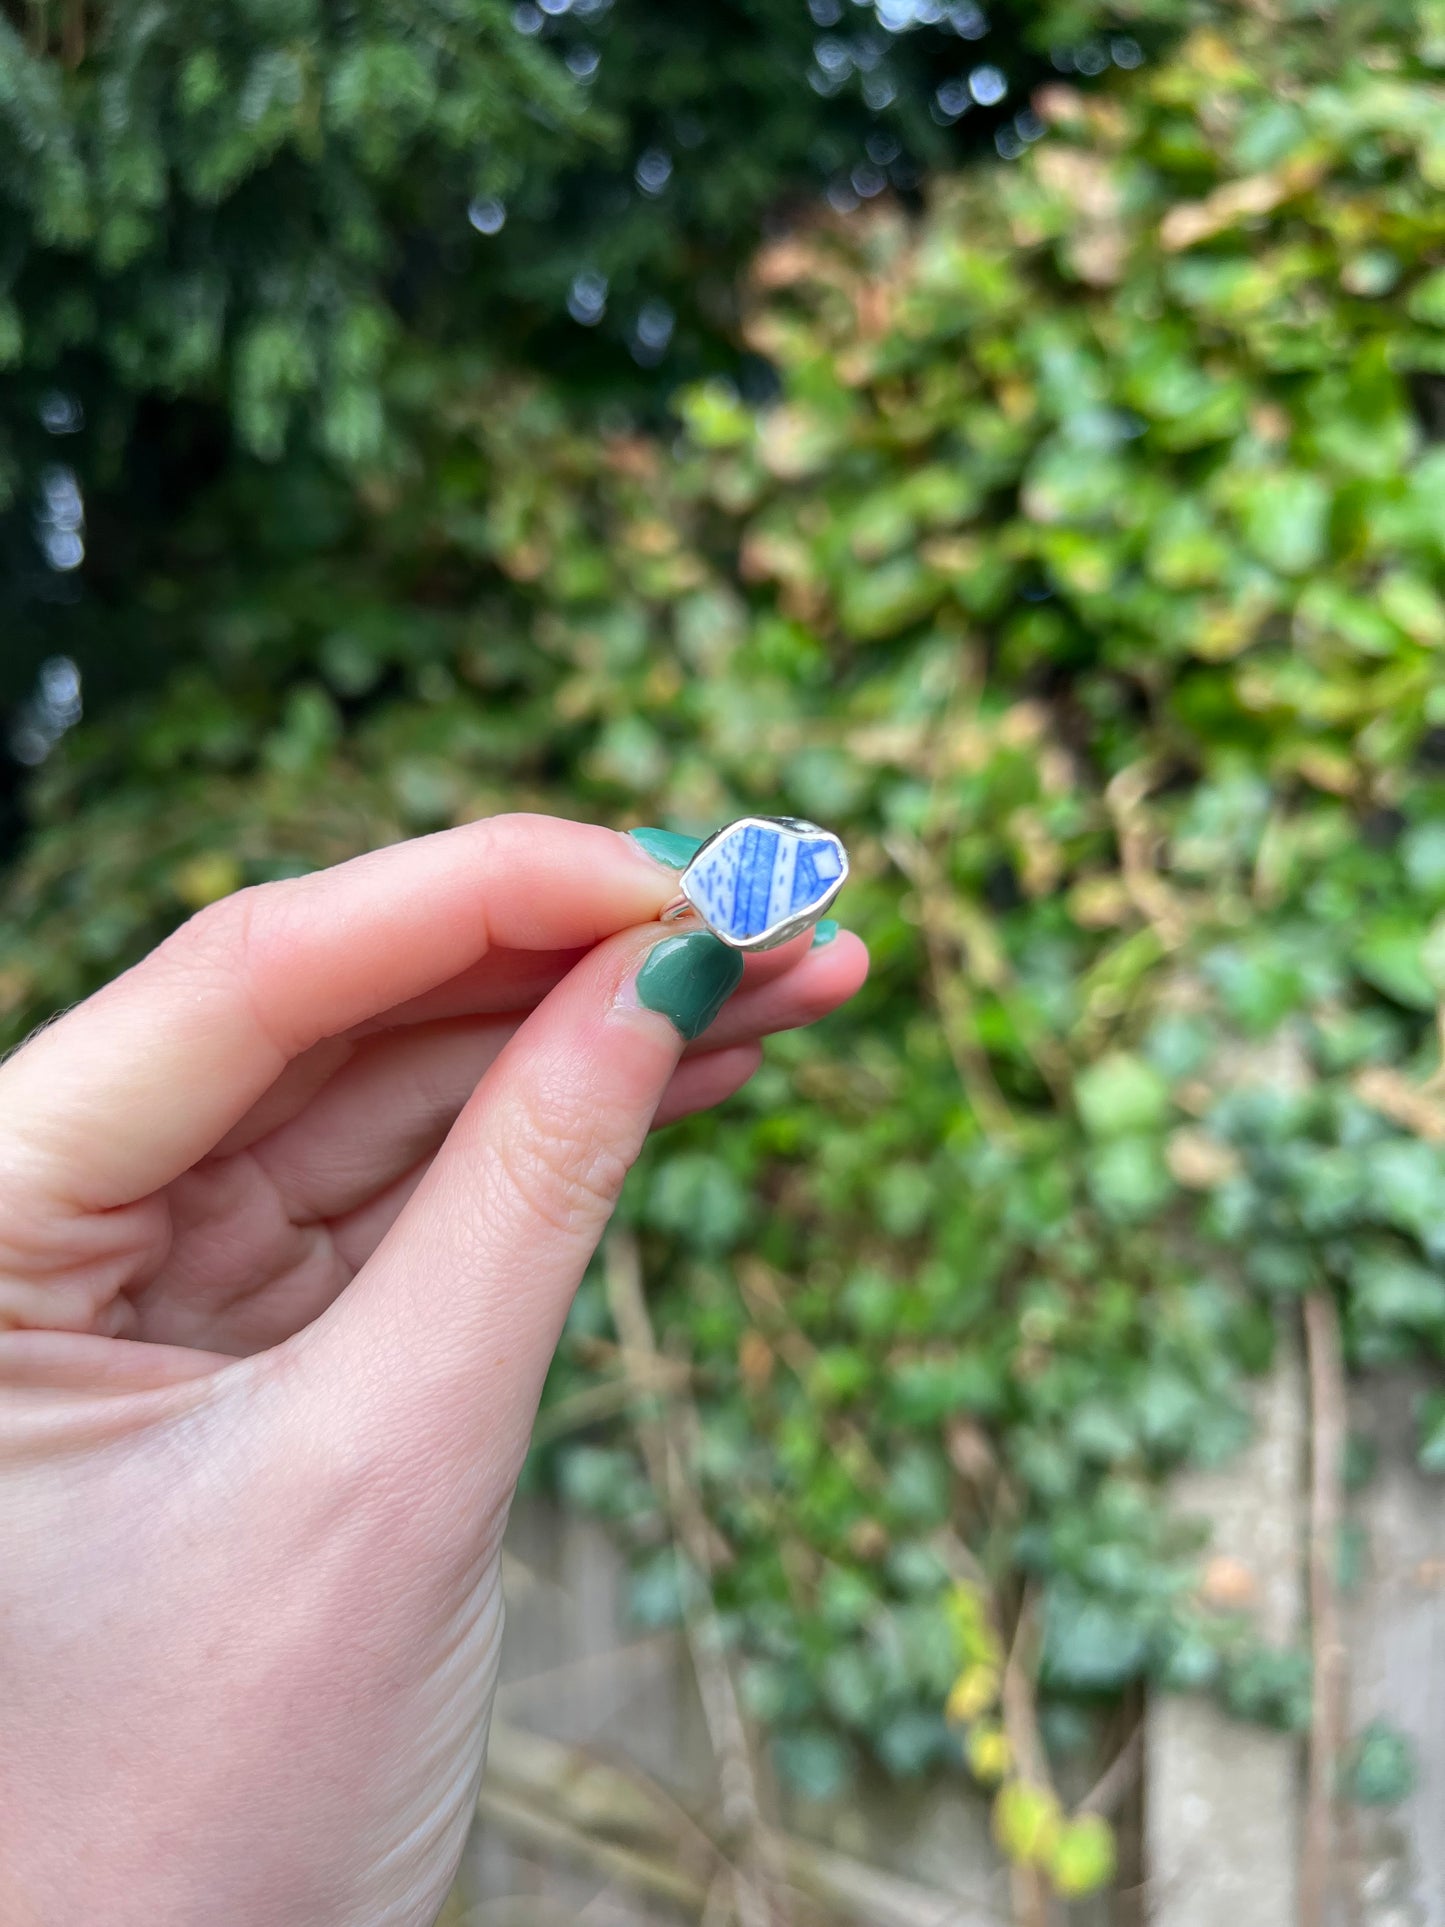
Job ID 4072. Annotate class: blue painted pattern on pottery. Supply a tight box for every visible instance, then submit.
[684,820,844,943]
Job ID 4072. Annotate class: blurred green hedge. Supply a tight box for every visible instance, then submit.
[0,0,1143,743]
[8,0,1445,1897]
[0,0,1117,489]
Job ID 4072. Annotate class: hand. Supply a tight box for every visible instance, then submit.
[0,815,867,1927]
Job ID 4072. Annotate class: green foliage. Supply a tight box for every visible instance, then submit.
[1050,1811,1117,1898]
[1414,1390,1445,1471]
[5,0,1445,1891]
[992,1777,1062,1865]
[0,0,1132,516]
[1345,1720,1418,1806]
[0,0,1144,743]
[0,0,581,476]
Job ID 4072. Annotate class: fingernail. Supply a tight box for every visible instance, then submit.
[634,931,744,1041]
[626,827,706,870]
[811,918,840,948]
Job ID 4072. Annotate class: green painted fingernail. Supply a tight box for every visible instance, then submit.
[811,918,840,948]
[635,932,744,1041]
[626,827,707,870]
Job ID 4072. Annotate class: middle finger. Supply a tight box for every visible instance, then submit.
[244,932,861,1225]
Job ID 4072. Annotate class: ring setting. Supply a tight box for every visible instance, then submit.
[660,815,849,952]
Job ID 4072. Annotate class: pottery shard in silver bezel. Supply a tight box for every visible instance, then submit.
[679,814,849,952]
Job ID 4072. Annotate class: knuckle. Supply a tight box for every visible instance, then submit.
[488,1089,632,1243]
[172,882,268,967]
[475,809,551,839]
[466,810,554,870]
[164,882,295,1057]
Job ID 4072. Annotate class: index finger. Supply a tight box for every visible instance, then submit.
[0,814,679,1214]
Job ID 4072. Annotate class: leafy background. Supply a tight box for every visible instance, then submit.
[5,0,1445,1903]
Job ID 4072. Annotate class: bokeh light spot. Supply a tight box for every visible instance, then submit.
[634,148,673,195]
[968,63,1007,105]
[567,269,608,325]
[468,197,507,235]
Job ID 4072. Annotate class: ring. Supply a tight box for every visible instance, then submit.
[659,815,849,952]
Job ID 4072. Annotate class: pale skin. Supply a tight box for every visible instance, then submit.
[0,813,868,1927]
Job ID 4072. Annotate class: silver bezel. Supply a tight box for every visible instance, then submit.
[679,815,850,952]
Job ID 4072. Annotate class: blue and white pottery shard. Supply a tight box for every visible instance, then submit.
[679,815,848,951]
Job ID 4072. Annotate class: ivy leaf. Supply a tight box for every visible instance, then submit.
[1415,1393,1445,1474]
[992,1780,1062,1866]
[838,557,944,641]
[1349,1249,1445,1333]
[1237,472,1330,575]
[1075,1053,1171,1138]
[1345,1722,1417,1806]
[1419,914,1445,995]
[877,1709,948,1776]
[628,1549,686,1629]
[1040,1589,1151,1691]
[1050,1813,1118,1898]
[1403,822,1445,901]
[1087,1136,1174,1222]
[1354,917,1438,1012]
[772,1728,853,1803]
[820,1647,879,1729]
[1223,1647,1312,1731]
[1407,267,1445,327]
[1362,1141,1445,1253]
[642,1153,751,1252]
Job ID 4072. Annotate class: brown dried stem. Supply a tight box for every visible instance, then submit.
[605,1229,791,1927]
[998,1592,1058,1927]
[1075,1720,1142,1821]
[1104,763,1189,953]
[481,1719,1011,1927]
[883,828,1017,1139]
[1300,1289,1348,1927]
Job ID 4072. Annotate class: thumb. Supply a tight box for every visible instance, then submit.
[285,921,742,1491]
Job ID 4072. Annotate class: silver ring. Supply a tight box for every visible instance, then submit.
[659,815,848,952]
